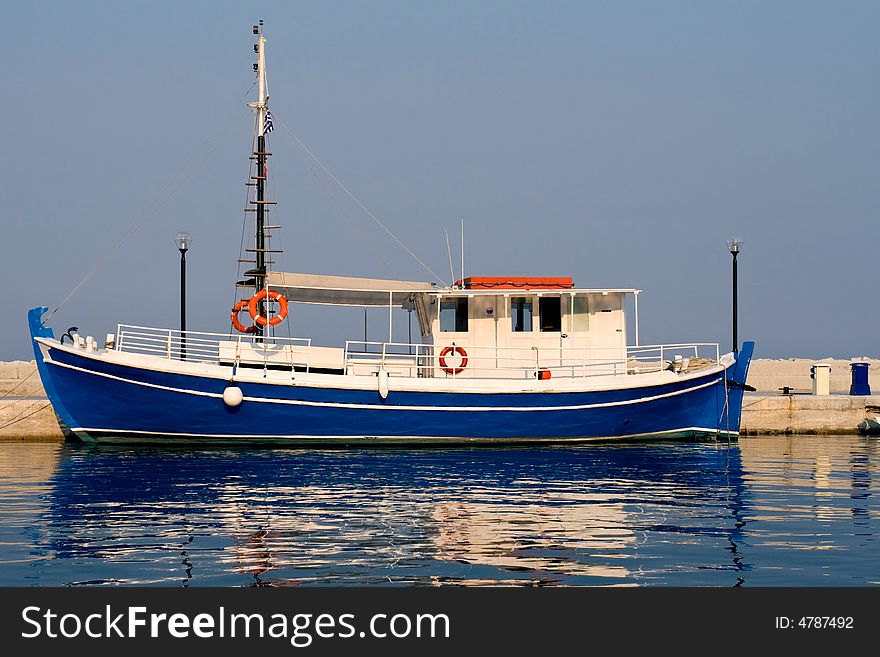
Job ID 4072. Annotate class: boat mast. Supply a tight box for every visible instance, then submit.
[249,21,272,337]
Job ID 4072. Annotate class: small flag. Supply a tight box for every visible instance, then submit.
[263,111,274,134]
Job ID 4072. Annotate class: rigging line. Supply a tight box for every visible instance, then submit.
[47,115,243,321]
[274,115,447,286]
[267,134,281,271]
[292,142,399,278]
[229,183,253,329]
[232,128,258,314]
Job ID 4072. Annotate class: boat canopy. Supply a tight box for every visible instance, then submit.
[266,271,439,307]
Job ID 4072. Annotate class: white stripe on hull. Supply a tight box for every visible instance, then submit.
[48,359,724,412]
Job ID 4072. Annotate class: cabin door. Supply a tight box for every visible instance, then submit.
[588,293,627,373]
[469,296,499,376]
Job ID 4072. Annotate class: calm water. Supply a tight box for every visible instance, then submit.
[0,436,876,586]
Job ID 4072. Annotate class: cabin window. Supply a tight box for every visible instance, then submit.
[539,297,562,332]
[572,296,589,332]
[511,297,533,332]
[440,297,468,332]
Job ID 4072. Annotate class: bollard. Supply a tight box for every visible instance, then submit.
[850,362,871,395]
[810,363,831,396]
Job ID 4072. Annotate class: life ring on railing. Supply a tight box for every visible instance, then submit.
[248,289,289,327]
[439,346,468,375]
[231,300,257,334]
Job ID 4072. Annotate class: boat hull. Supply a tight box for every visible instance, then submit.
[29,308,754,445]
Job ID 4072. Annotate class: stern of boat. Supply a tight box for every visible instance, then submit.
[720,341,755,437]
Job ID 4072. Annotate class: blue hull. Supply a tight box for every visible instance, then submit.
[29,307,754,444]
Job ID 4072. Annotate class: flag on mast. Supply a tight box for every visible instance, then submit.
[263,110,274,134]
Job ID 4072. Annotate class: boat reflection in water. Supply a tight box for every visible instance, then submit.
[27,442,751,586]
[430,496,639,584]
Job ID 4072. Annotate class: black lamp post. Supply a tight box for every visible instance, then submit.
[176,231,191,360]
[726,238,741,354]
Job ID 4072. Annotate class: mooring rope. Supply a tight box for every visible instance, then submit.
[0,367,40,402]
[0,400,52,432]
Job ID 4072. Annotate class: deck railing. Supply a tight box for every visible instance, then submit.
[111,325,719,381]
[115,325,312,371]
[343,341,721,380]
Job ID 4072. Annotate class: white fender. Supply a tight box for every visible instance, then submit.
[223,385,244,407]
[377,369,389,399]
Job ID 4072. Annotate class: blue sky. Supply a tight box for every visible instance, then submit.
[1,1,877,359]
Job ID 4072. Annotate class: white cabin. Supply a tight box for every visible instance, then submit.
[263,272,641,380]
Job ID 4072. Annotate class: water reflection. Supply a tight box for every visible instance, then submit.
[736,436,879,585]
[0,436,876,586]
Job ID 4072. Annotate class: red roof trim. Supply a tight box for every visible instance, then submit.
[455,276,574,290]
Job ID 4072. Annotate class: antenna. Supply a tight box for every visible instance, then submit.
[460,218,465,289]
[445,229,455,287]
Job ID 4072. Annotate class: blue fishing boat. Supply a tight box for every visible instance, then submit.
[28,24,753,445]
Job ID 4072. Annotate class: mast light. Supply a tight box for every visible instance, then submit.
[176,232,192,252]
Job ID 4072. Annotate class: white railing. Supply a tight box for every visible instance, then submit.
[111,324,719,381]
[343,341,721,380]
[115,324,312,371]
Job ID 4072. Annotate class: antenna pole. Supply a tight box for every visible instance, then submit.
[460,219,465,288]
[445,229,455,287]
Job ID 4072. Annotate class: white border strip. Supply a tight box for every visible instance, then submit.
[49,359,723,412]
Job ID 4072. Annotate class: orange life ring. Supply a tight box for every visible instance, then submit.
[231,300,257,334]
[439,346,468,375]
[248,289,289,327]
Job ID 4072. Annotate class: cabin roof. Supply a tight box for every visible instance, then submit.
[266,271,640,306]
[266,271,438,306]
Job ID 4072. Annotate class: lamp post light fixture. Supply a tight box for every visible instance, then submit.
[176,232,191,360]
[726,238,742,354]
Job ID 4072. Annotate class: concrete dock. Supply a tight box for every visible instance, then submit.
[740,393,880,435]
[2,359,878,440]
[0,398,62,440]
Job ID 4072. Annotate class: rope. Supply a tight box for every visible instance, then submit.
[0,400,52,432]
[47,114,243,321]
[724,372,731,447]
[230,122,259,324]
[718,369,730,439]
[0,367,40,401]
[292,142,399,277]
[273,115,447,286]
